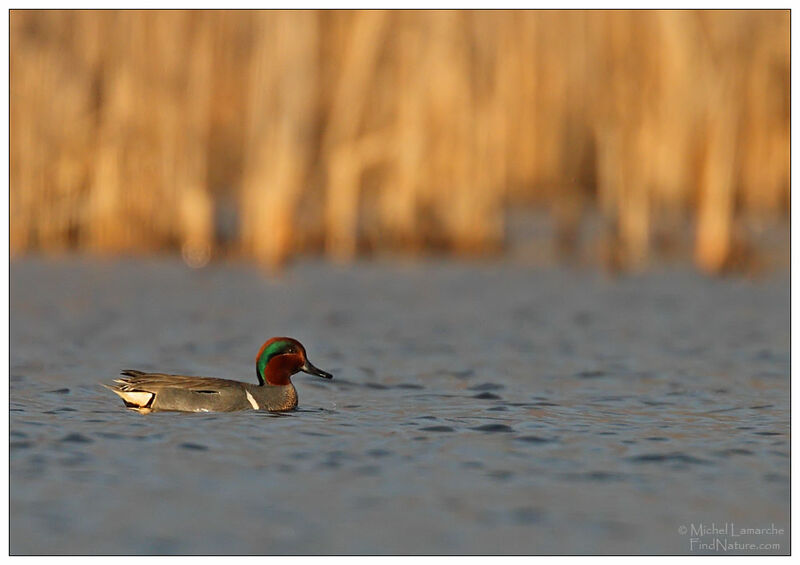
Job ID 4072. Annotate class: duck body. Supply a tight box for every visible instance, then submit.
[104,337,331,414]
[106,370,298,413]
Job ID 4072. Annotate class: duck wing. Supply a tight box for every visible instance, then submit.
[113,369,245,393]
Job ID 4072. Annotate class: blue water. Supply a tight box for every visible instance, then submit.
[10,258,789,554]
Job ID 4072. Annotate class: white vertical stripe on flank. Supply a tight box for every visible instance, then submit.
[245,389,260,409]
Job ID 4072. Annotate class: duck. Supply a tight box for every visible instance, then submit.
[104,337,332,414]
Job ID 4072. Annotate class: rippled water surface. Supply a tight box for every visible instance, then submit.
[10,258,789,554]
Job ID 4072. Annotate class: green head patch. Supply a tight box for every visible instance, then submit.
[256,338,301,384]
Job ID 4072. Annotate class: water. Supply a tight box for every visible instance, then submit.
[10,257,789,554]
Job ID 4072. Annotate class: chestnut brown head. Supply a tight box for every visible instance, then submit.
[255,337,333,386]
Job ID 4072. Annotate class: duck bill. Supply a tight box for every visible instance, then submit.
[301,360,333,379]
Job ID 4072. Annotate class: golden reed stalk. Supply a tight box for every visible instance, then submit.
[10,10,789,274]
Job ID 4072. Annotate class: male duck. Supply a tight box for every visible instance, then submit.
[105,337,332,413]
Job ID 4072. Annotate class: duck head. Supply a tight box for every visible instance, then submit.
[255,337,333,386]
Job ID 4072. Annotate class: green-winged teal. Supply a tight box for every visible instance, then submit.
[104,337,332,413]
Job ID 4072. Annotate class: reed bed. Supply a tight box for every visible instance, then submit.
[10,10,789,273]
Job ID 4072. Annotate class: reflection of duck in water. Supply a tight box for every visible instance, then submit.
[104,337,332,414]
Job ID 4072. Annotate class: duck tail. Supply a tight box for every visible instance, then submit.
[102,378,155,412]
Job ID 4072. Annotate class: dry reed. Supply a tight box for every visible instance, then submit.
[10,10,789,274]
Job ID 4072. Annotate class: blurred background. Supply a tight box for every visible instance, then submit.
[10,11,791,555]
[10,10,789,274]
